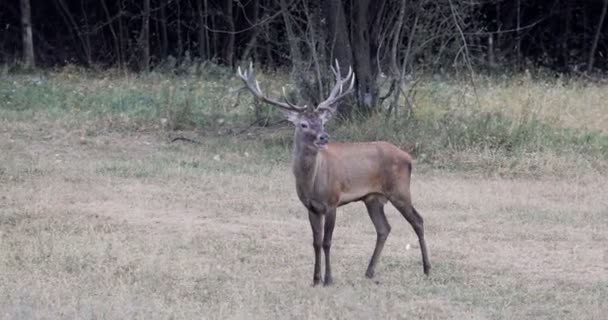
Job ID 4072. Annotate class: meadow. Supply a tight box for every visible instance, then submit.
[1,65,607,319]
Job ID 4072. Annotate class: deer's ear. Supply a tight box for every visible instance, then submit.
[319,109,334,124]
[282,110,300,123]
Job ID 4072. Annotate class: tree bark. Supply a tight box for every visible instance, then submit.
[80,0,93,65]
[118,0,127,67]
[55,0,92,65]
[588,0,608,73]
[159,0,169,60]
[223,0,235,65]
[210,8,217,60]
[386,0,408,115]
[196,0,208,60]
[101,0,122,68]
[516,0,522,64]
[240,0,260,61]
[351,0,377,113]
[562,0,572,68]
[139,0,150,71]
[321,0,352,69]
[390,0,407,76]
[20,0,35,69]
[263,21,274,67]
[279,0,302,65]
[303,0,326,104]
[320,0,354,116]
[280,0,310,102]
[176,0,183,59]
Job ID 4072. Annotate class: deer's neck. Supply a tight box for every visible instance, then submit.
[292,139,322,194]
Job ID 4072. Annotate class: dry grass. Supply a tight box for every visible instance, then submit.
[414,73,608,133]
[1,119,606,319]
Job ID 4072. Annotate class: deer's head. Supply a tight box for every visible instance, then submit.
[237,61,355,151]
[285,109,332,150]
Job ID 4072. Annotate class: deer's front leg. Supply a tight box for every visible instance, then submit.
[308,210,323,286]
[322,208,336,285]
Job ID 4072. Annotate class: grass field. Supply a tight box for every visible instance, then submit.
[1,69,607,319]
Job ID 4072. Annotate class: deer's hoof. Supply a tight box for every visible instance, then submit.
[423,265,431,275]
[323,277,333,286]
[365,270,375,279]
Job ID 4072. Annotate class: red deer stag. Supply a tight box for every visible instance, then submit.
[237,62,430,286]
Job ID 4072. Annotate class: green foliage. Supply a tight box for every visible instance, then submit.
[333,108,608,175]
[0,63,242,131]
[1,67,607,176]
[409,108,607,156]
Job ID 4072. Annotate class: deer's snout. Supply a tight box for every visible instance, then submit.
[318,133,330,144]
[314,133,330,150]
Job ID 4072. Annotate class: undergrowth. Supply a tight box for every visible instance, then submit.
[1,63,607,176]
[333,110,608,176]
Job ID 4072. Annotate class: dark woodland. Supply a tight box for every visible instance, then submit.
[2,0,608,113]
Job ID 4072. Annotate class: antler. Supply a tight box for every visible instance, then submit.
[237,63,306,113]
[316,60,356,112]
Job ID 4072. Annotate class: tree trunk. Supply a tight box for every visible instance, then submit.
[279,0,303,67]
[263,21,274,67]
[280,0,316,103]
[240,0,259,61]
[101,0,122,68]
[80,0,93,65]
[386,0,408,115]
[211,9,217,60]
[488,34,496,68]
[196,0,208,60]
[303,0,326,104]
[139,0,150,71]
[55,0,92,65]
[588,0,608,73]
[321,0,352,68]
[160,0,168,60]
[20,0,35,69]
[320,0,354,117]
[562,0,572,68]
[351,0,377,114]
[118,0,127,67]
[223,0,235,65]
[390,0,407,76]
[516,0,522,65]
[495,1,501,55]
[176,0,183,59]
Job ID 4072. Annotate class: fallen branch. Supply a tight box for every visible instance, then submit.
[171,137,202,144]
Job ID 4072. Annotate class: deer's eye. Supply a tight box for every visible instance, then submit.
[300,123,309,129]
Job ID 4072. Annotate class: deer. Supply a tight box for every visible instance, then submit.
[237,62,431,286]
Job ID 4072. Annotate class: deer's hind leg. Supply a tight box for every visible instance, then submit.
[389,192,431,275]
[364,196,391,279]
